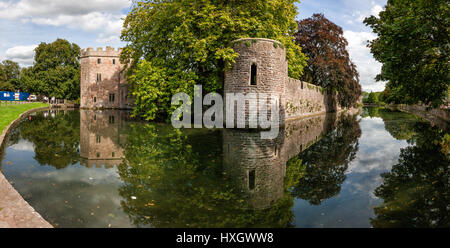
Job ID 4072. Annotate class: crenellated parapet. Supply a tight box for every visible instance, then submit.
[81,46,123,58]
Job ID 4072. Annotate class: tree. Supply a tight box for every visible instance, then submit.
[366,92,378,104]
[364,0,450,107]
[27,39,81,99]
[121,0,308,120]
[295,13,362,108]
[0,60,21,91]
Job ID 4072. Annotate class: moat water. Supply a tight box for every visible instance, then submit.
[0,107,448,228]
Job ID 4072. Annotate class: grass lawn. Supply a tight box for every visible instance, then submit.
[0,102,49,134]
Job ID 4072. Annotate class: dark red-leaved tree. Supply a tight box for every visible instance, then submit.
[295,14,361,108]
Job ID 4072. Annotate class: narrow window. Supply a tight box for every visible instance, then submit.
[249,170,256,190]
[112,152,115,158]
[98,58,101,64]
[96,135,101,143]
[93,115,96,121]
[96,153,100,158]
[250,63,257,86]
[97,73,102,82]
[112,59,116,65]
[109,93,115,102]
[93,97,97,103]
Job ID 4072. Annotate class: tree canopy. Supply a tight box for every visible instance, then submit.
[364,0,450,107]
[121,0,308,120]
[295,13,362,108]
[0,60,21,92]
[25,39,81,99]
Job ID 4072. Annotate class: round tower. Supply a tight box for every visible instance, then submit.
[224,38,288,127]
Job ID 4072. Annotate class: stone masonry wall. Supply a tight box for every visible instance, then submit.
[224,38,340,126]
[80,47,132,109]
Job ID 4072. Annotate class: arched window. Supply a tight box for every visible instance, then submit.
[250,63,257,86]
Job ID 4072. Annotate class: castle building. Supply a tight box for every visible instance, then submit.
[80,47,132,109]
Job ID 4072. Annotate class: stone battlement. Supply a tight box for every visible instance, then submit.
[81,46,123,58]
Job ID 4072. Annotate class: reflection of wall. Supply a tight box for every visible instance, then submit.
[80,110,128,168]
[222,113,338,210]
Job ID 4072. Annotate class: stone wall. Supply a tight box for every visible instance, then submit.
[224,38,340,126]
[224,38,288,126]
[396,104,449,130]
[80,47,132,109]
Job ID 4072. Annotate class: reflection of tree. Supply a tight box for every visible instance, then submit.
[362,107,419,140]
[18,111,80,169]
[371,123,450,227]
[117,124,298,228]
[0,126,20,170]
[292,114,361,205]
[378,109,419,141]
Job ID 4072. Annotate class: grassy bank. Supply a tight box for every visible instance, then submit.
[0,102,49,134]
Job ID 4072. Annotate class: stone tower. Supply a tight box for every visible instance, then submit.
[80,47,132,109]
[224,38,288,126]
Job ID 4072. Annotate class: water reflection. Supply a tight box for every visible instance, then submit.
[15,110,80,169]
[1,107,447,227]
[79,110,129,169]
[370,122,449,227]
[292,115,361,205]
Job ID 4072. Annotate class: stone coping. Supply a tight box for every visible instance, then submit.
[0,106,53,228]
[231,37,284,47]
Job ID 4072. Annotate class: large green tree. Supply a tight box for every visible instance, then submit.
[0,60,21,91]
[26,39,81,99]
[295,14,362,108]
[364,0,450,107]
[121,0,308,120]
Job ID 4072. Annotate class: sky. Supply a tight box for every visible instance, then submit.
[0,0,387,92]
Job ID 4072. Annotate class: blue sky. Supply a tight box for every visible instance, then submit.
[0,0,387,92]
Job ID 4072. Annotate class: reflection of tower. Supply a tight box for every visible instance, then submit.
[223,129,286,210]
[222,113,338,209]
[80,110,128,168]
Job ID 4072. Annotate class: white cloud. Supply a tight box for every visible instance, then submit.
[0,0,130,44]
[10,140,35,152]
[0,0,130,19]
[344,30,385,92]
[371,5,383,18]
[95,34,121,44]
[5,44,37,66]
